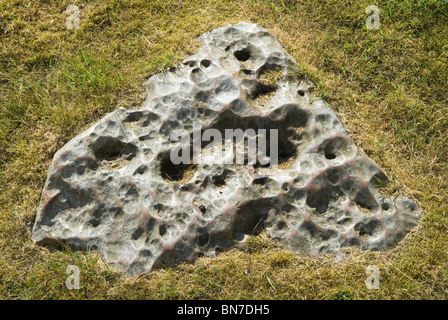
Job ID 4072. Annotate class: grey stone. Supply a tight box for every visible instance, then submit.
[32,23,420,276]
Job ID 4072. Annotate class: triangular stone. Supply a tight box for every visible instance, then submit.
[32,23,420,276]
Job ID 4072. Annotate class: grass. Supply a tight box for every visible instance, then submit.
[0,0,447,299]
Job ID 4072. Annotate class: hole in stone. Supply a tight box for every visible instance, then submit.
[199,205,206,214]
[342,237,361,248]
[300,221,320,238]
[234,199,273,236]
[41,187,95,227]
[282,203,294,213]
[195,227,209,246]
[212,177,225,187]
[200,59,211,68]
[250,65,283,107]
[382,202,390,211]
[292,189,306,201]
[277,153,297,169]
[325,148,336,160]
[159,152,196,183]
[215,246,225,254]
[337,217,352,225]
[281,183,290,192]
[369,172,389,188]
[234,47,251,61]
[159,224,167,237]
[123,111,143,123]
[134,165,147,175]
[138,134,151,141]
[242,78,277,101]
[325,168,343,185]
[183,60,197,67]
[253,177,269,185]
[91,137,137,163]
[119,183,139,199]
[141,249,152,258]
[354,220,383,238]
[277,221,287,230]
[316,113,331,125]
[319,137,353,161]
[258,66,283,87]
[90,219,100,228]
[190,68,206,83]
[354,187,378,212]
[297,90,305,96]
[132,227,145,240]
[212,169,234,187]
[306,185,344,214]
[209,105,307,168]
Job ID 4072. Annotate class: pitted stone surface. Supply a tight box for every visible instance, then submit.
[32,23,420,276]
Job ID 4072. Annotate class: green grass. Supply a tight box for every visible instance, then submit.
[1,0,448,299]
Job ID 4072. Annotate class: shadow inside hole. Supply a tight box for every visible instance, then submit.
[91,136,137,162]
[234,47,251,61]
[319,137,353,160]
[159,152,196,182]
[201,59,211,68]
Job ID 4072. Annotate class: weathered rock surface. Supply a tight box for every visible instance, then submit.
[32,23,420,276]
